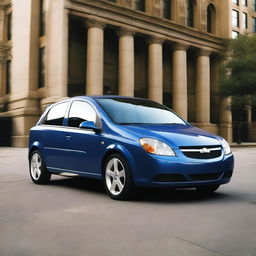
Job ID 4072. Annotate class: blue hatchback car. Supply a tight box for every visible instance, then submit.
[29,96,234,200]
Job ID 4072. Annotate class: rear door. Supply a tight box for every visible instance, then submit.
[40,101,70,171]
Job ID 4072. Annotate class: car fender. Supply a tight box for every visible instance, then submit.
[104,143,137,178]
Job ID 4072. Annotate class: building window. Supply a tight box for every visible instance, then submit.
[232,30,239,38]
[7,12,12,41]
[232,0,239,5]
[38,47,45,88]
[162,0,171,20]
[242,0,247,6]
[242,12,248,29]
[253,17,256,33]
[207,4,216,33]
[232,10,239,27]
[253,0,256,11]
[6,60,11,94]
[39,0,46,36]
[186,0,194,27]
[135,0,145,12]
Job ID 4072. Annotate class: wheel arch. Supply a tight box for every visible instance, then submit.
[101,144,136,180]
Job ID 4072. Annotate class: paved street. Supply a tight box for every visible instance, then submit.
[0,147,256,256]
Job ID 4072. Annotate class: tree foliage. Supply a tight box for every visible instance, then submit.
[0,41,12,64]
[220,34,256,110]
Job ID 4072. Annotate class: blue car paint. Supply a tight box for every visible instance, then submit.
[29,96,234,188]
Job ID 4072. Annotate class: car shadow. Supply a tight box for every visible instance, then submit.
[48,176,234,203]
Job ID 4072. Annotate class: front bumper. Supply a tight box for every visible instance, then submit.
[131,150,234,188]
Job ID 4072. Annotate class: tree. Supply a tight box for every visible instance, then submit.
[0,41,12,64]
[220,34,256,143]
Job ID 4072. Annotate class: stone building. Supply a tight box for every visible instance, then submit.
[0,0,254,147]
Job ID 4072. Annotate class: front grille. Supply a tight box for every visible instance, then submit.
[154,174,186,182]
[180,145,222,159]
[190,173,222,181]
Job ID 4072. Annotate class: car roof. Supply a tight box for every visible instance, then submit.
[70,95,148,101]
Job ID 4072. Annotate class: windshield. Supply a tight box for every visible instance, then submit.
[96,98,186,125]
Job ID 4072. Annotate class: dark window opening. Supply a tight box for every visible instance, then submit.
[207,4,216,33]
[38,47,45,88]
[162,0,171,20]
[6,60,11,94]
[39,0,45,36]
[186,0,194,27]
[7,12,12,41]
[135,0,145,12]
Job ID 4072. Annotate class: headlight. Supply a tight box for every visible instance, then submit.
[221,139,231,155]
[139,138,175,156]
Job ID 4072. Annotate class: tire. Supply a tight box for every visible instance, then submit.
[104,153,135,200]
[29,150,51,184]
[196,185,220,194]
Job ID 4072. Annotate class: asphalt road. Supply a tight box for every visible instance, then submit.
[0,147,256,256]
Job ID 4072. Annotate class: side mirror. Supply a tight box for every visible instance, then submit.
[79,121,101,133]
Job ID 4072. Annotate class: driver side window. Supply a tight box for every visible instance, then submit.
[67,101,97,128]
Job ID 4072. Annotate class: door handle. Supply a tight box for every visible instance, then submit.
[65,135,71,141]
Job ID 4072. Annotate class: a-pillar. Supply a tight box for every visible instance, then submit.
[86,19,105,95]
[117,28,135,96]
[172,43,188,120]
[195,49,213,132]
[147,36,164,104]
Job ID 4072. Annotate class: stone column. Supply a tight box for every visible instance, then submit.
[219,97,232,142]
[86,19,105,96]
[195,49,211,124]
[117,28,134,96]
[172,43,188,119]
[44,0,69,102]
[147,36,164,104]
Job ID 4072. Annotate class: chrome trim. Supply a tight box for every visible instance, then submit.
[180,147,221,153]
[45,147,87,154]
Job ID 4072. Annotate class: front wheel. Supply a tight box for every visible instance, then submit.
[196,185,220,194]
[29,150,51,184]
[104,154,135,200]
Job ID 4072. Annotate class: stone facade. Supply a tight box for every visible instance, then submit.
[0,0,254,147]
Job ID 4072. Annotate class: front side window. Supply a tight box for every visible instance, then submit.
[68,101,97,128]
[242,0,247,6]
[96,98,186,125]
[44,102,69,126]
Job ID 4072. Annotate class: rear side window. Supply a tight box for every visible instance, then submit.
[43,102,69,126]
[68,101,97,128]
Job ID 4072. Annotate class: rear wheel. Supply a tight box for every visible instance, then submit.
[29,150,51,184]
[104,154,135,200]
[196,185,220,194]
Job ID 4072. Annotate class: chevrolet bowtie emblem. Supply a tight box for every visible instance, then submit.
[200,148,211,154]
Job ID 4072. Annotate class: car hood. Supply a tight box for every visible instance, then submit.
[120,124,221,149]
